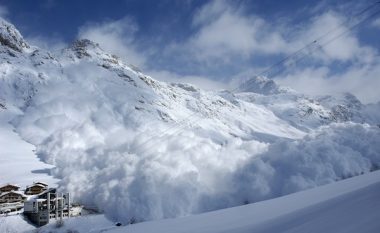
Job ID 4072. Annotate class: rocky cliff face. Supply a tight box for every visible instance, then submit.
[0,19,30,52]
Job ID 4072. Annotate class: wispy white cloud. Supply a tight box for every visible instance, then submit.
[165,1,380,103]
[273,8,380,104]
[292,11,374,63]
[78,17,147,68]
[174,0,289,62]
[276,56,380,103]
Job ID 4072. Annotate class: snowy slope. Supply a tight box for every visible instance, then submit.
[1,17,380,224]
[0,106,58,187]
[16,169,380,233]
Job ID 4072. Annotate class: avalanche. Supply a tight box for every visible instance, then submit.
[29,168,380,233]
[0,16,379,224]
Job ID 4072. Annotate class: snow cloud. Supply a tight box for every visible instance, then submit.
[12,62,271,222]
[13,72,380,221]
[227,123,380,207]
[7,55,380,223]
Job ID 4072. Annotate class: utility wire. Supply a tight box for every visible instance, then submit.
[241,1,380,85]
[131,2,380,156]
[268,5,380,79]
[133,2,380,156]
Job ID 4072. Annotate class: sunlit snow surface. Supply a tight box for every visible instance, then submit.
[0,107,58,187]
[0,17,379,224]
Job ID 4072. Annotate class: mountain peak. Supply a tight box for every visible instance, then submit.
[71,39,100,50]
[68,39,103,58]
[238,75,290,95]
[0,18,30,52]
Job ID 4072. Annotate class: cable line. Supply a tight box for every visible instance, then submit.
[268,5,380,79]
[130,2,380,156]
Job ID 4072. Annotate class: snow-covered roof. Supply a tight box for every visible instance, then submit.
[26,183,46,189]
[34,181,48,187]
[0,183,20,188]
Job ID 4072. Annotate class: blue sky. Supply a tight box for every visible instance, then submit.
[1,0,380,103]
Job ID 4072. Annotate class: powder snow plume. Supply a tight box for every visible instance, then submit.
[1,17,380,223]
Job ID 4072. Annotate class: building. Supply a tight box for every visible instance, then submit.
[24,189,81,226]
[0,184,20,193]
[0,191,27,203]
[25,183,48,195]
[37,188,57,199]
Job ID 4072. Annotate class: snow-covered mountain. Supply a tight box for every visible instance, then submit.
[1,17,379,224]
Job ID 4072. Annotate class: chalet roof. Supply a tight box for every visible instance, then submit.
[34,181,48,187]
[0,183,20,189]
[0,190,27,198]
[26,183,47,189]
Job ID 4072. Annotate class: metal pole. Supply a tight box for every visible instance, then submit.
[60,193,63,221]
[67,192,70,218]
[47,192,50,223]
[55,194,58,220]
